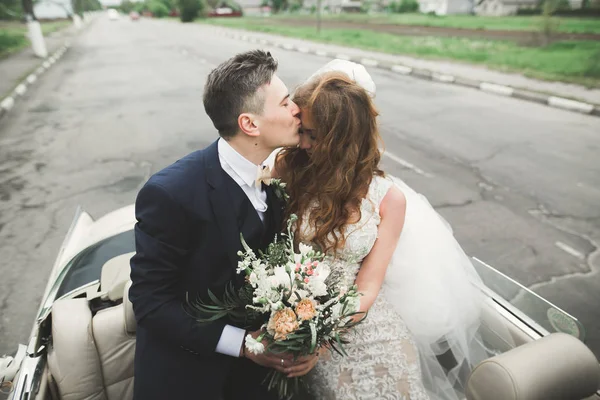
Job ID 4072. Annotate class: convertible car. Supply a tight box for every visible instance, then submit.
[1,205,599,400]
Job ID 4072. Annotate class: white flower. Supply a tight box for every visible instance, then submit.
[291,288,311,305]
[307,278,328,297]
[245,334,265,355]
[248,272,258,286]
[306,263,331,297]
[299,243,312,257]
[272,266,293,289]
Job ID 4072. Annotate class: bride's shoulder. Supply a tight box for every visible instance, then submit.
[368,174,395,200]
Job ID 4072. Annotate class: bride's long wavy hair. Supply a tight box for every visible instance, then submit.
[277,71,384,254]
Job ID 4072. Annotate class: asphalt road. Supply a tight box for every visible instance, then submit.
[1,16,599,359]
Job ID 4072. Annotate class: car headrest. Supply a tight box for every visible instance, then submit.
[100,252,135,301]
[123,280,136,334]
[466,332,600,400]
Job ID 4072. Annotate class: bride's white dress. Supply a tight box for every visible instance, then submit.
[298,175,489,400]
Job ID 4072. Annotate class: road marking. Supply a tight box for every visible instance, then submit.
[361,58,378,67]
[335,53,351,60]
[297,47,310,53]
[391,65,412,75]
[42,61,50,69]
[548,97,594,114]
[26,74,37,84]
[315,50,328,57]
[14,84,27,96]
[480,82,514,96]
[282,43,294,50]
[1,97,15,111]
[555,241,585,260]
[432,73,455,83]
[382,151,433,178]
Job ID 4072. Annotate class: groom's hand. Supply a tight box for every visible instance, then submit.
[241,329,295,374]
[241,330,319,376]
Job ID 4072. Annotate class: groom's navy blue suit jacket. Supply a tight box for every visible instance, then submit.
[129,140,282,400]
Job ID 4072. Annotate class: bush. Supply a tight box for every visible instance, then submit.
[148,0,170,16]
[178,0,206,21]
[387,0,419,12]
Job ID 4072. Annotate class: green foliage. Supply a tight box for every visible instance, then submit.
[148,0,169,17]
[178,0,205,21]
[387,0,419,13]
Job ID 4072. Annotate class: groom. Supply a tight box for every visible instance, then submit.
[129,50,317,400]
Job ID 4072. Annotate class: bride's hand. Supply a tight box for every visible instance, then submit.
[283,349,321,378]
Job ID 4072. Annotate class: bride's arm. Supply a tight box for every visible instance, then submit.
[353,186,406,315]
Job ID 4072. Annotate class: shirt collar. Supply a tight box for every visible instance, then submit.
[218,138,260,188]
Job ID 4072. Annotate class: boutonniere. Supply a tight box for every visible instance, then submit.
[268,178,289,202]
[257,165,289,202]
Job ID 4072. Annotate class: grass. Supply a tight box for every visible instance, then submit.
[200,18,600,87]
[0,20,72,59]
[268,12,600,34]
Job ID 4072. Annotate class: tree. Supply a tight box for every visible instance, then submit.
[178,0,206,21]
[0,0,23,20]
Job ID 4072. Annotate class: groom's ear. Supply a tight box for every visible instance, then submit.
[238,113,260,138]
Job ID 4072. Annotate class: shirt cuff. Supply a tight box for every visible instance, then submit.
[215,325,246,357]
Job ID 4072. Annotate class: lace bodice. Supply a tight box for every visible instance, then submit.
[297,175,430,400]
[298,175,394,287]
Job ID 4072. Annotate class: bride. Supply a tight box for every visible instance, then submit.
[271,60,494,400]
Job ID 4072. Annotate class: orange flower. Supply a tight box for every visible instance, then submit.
[295,298,317,321]
[267,308,299,341]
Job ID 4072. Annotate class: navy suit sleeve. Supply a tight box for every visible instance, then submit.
[129,182,226,355]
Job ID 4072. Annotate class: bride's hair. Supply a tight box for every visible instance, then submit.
[277,71,384,254]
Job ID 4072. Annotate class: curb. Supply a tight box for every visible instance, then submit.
[215,28,600,118]
[0,13,98,121]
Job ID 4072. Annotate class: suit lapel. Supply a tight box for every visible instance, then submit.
[206,141,244,268]
[265,183,284,234]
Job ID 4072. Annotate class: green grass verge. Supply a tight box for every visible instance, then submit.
[0,20,71,59]
[271,13,600,34]
[200,18,600,87]
[267,13,600,34]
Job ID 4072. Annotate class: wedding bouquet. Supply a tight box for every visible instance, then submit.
[185,214,365,400]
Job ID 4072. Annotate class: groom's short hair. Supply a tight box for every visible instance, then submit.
[204,50,278,139]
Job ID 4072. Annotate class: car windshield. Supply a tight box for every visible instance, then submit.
[55,230,135,298]
[472,258,586,341]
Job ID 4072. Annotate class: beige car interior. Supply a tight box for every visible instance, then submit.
[44,253,600,400]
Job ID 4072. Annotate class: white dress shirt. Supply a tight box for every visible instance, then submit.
[215,138,268,357]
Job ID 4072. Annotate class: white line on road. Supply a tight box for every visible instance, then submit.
[480,82,514,97]
[361,58,379,67]
[1,97,15,111]
[14,84,27,96]
[432,73,455,83]
[26,74,37,84]
[548,97,594,114]
[555,241,585,260]
[391,65,412,75]
[42,61,50,69]
[382,151,434,178]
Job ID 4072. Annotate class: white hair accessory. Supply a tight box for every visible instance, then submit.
[308,59,376,98]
